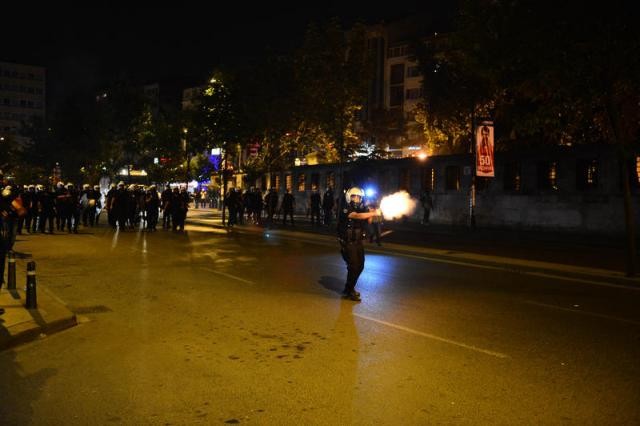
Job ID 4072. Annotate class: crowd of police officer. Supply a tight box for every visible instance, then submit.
[0,181,103,236]
[222,186,338,228]
[2,174,378,304]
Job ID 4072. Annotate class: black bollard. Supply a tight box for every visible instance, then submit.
[7,250,16,290]
[25,261,37,309]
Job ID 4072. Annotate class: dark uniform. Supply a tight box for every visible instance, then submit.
[38,188,55,233]
[144,187,160,231]
[1,188,18,287]
[281,191,295,225]
[264,189,278,226]
[161,187,173,229]
[309,190,322,226]
[337,195,369,301]
[322,188,335,226]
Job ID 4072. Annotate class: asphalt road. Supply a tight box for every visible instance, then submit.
[1,218,639,425]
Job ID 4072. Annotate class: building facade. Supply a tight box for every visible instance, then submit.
[0,61,46,142]
[360,18,433,159]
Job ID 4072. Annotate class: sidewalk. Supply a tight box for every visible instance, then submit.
[0,258,77,351]
[187,208,640,286]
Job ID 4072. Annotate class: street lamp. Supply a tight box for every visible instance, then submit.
[183,128,189,185]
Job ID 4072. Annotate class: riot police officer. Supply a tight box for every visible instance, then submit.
[336,187,380,301]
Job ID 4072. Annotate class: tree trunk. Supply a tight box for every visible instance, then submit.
[222,147,228,226]
[621,155,637,276]
[605,91,637,277]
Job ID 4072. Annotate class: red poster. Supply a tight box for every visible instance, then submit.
[475,121,494,177]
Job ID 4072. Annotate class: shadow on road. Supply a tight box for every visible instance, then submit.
[319,275,344,297]
[0,316,57,423]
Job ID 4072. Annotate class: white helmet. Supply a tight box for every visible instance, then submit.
[2,186,12,197]
[66,182,74,188]
[36,184,44,191]
[94,185,100,190]
[345,186,364,202]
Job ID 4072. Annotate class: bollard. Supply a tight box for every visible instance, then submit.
[25,261,37,309]
[7,250,16,290]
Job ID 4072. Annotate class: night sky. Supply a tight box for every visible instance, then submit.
[3,2,457,108]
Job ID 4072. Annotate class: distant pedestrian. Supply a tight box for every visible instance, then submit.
[281,190,295,226]
[309,189,321,226]
[419,189,433,225]
[322,187,334,226]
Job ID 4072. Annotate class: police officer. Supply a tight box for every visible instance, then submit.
[264,188,279,226]
[161,185,173,229]
[37,184,55,234]
[144,185,160,231]
[281,189,295,226]
[105,183,117,228]
[337,186,380,301]
[1,185,18,289]
[322,187,335,226]
[89,185,101,226]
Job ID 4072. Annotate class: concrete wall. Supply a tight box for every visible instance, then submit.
[254,144,639,235]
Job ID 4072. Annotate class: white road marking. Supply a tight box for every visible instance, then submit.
[366,250,640,292]
[353,313,510,359]
[523,301,640,326]
[110,229,119,251]
[520,271,639,291]
[199,267,255,285]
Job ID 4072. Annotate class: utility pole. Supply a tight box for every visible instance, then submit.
[222,143,229,226]
[183,128,189,186]
[469,108,476,229]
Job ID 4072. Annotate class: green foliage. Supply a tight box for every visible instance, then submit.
[450,0,640,150]
[296,20,373,160]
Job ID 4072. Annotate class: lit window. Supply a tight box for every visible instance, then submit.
[423,167,435,191]
[576,159,598,190]
[445,166,460,191]
[326,172,335,190]
[504,162,521,192]
[407,66,421,77]
[537,161,558,190]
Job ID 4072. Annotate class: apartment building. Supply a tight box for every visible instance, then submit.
[0,61,46,141]
[363,17,432,158]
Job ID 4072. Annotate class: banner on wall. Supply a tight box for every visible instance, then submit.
[475,120,495,177]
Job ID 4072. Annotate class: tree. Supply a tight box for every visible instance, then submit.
[413,28,496,155]
[296,19,374,173]
[184,73,244,224]
[95,80,149,180]
[222,54,299,173]
[452,0,640,274]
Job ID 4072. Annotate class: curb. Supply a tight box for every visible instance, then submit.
[0,286,78,352]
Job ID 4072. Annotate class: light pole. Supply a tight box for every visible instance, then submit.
[183,128,189,186]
